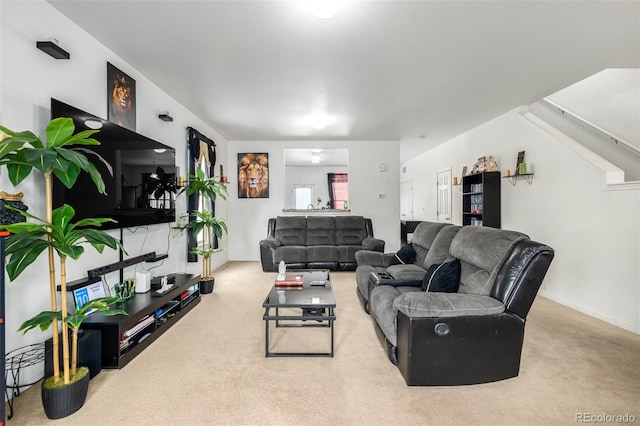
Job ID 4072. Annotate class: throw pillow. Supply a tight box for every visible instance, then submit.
[389,244,417,265]
[421,259,461,292]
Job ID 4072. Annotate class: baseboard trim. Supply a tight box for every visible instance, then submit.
[538,291,639,335]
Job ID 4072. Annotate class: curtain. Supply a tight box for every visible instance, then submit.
[186,127,217,262]
[327,173,348,209]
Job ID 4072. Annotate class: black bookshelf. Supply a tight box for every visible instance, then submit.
[82,273,201,369]
[462,171,501,228]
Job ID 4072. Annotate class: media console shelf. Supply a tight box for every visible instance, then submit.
[82,273,201,369]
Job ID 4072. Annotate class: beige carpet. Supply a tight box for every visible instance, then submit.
[6,261,640,425]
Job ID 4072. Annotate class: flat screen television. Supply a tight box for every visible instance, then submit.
[51,98,177,230]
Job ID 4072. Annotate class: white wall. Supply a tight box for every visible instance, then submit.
[402,108,640,333]
[227,140,401,261]
[0,1,229,353]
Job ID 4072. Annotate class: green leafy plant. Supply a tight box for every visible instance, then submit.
[18,297,125,378]
[178,168,228,280]
[0,118,124,386]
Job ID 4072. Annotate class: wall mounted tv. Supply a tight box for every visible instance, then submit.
[51,98,177,230]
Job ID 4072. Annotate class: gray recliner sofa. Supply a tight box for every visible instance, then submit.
[355,221,459,313]
[356,221,554,386]
[260,215,385,272]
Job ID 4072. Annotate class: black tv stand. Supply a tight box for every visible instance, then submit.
[81,273,201,368]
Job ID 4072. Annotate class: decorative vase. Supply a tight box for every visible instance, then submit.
[200,278,215,294]
[41,366,90,419]
[0,191,28,225]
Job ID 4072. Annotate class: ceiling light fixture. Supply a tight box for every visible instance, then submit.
[84,119,103,130]
[36,39,70,60]
[308,0,343,19]
[311,153,320,164]
[154,149,167,154]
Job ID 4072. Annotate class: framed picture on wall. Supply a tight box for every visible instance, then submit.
[107,62,136,131]
[237,153,269,198]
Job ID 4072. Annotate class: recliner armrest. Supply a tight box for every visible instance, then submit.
[393,292,505,318]
[355,250,395,267]
[362,237,385,252]
[259,238,281,248]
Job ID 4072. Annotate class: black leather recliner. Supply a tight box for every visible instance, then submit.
[363,224,554,386]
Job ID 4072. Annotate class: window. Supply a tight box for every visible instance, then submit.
[328,173,348,209]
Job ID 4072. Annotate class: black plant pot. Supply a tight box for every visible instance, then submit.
[41,367,90,419]
[200,278,215,294]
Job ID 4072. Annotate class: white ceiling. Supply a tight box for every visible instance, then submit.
[48,1,639,162]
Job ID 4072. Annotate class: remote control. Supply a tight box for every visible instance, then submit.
[310,281,326,286]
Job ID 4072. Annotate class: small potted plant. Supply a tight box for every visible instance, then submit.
[0,118,124,418]
[178,168,228,293]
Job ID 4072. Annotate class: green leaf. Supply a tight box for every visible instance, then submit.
[80,228,122,251]
[85,162,106,194]
[0,139,27,160]
[23,148,57,173]
[57,245,84,260]
[6,158,33,186]
[6,240,49,281]
[61,130,100,147]
[53,162,80,188]
[66,297,126,330]
[52,204,76,231]
[45,117,75,148]
[51,154,70,173]
[73,147,113,176]
[72,217,117,229]
[57,147,91,171]
[18,311,61,334]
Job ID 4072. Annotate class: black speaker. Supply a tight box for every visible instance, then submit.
[45,329,102,379]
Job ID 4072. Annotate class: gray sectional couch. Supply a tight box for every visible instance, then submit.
[355,221,554,386]
[260,215,385,272]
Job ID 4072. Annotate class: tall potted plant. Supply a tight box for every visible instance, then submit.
[0,118,124,418]
[179,168,228,293]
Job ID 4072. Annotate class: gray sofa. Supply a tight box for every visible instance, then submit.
[260,215,385,272]
[355,221,554,386]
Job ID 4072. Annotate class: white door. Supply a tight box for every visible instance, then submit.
[292,184,314,209]
[436,169,452,223]
[400,180,413,220]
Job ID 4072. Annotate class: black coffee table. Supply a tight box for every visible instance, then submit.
[262,270,336,357]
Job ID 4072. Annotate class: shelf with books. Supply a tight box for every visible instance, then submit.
[461,172,500,228]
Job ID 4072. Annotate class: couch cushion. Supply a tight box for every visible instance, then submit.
[273,246,307,264]
[421,259,461,292]
[338,245,364,264]
[386,264,427,281]
[422,225,461,269]
[335,216,367,245]
[370,285,422,346]
[389,244,417,265]
[306,216,336,246]
[275,216,307,246]
[450,227,528,295]
[393,292,505,318]
[307,245,339,263]
[409,222,450,266]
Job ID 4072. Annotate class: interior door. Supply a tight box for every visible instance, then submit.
[400,180,413,221]
[436,169,452,223]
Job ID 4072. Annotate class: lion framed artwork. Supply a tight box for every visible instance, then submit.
[107,62,136,131]
[237,153,269,198]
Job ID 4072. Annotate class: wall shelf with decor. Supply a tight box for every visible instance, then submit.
[462,171,501,228]
[503,173,534,186]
